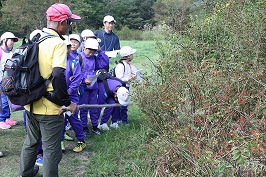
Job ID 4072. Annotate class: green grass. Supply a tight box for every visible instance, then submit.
[0,40,158,177]
[109,40,159,76]
[0,106,155,177]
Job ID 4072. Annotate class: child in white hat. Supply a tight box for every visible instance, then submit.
[114,46,138,124]
[0,31,19,130]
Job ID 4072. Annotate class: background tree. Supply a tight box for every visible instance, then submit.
[69,0,106,31]
[103,0,156,30]
[0,0,156,36]
[153,0,198,31]
[0,0,59,36]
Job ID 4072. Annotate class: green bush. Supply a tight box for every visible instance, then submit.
[117,26,142,40]
[134,0,266,176]
[117,23,170,41]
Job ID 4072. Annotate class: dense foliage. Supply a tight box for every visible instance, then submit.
[0,0,155,36]
[135,0,266,176]
[153,0,196,31]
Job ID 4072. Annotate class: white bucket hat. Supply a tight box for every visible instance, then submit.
[69,34,81,43]
[81,29,95,38]
[84,38,99,50]
[117,87,130,106]
[1,32,19,42]
[119,46,136,57]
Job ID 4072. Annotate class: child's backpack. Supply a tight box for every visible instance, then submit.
[97,69,126,97]
[1,34,54,106]
[109,60,125,77]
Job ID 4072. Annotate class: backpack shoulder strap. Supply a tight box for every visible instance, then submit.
[77,53,84,70]
[38,34,56,44]
[102,79,113,98]
[102,77,126,98]
[119,60,125,65]
[38,34,55,82]
[103,71,126,87]
[110,76,126,87]
[118,60,125,73]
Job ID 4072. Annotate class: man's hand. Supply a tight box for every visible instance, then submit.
[67,102,78,113]
[58,102,78,115]
[129,75,136,81]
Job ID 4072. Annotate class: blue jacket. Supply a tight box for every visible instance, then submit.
[98,79,122,104]
[69,51,79,60]
[65,54,82,95]
[80,50,109,90]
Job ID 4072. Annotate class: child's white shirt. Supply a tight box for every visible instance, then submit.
[0,48,13,81]
[115,61,136,87]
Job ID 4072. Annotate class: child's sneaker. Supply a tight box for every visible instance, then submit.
[92,127,102,135]
[110,122,119,129]
[84,130,92,138]
[0,122,11,129]
[61,141,65,152]
[83,127,93,138]
[5,118,18,126]
[98,123,110,130]
[122,121,129,126]
[0,151,4,157]
[35,154,43,166]
[64,133,74,141]
[73,141,86,153]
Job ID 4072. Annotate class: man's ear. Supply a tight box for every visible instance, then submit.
[57,21,64,31]
[58,20,64,26]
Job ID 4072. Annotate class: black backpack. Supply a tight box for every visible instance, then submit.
[2,34,54,106]
[109,60,125,77]
[97,69,126,97]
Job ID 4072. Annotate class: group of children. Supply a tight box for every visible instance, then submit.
[61,29,137,136]
[0,15,139,168]
[27,26,137,166]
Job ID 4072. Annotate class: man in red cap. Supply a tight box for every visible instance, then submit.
[19,3,80,177]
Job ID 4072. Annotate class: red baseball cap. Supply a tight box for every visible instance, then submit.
[46,3,81,22]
